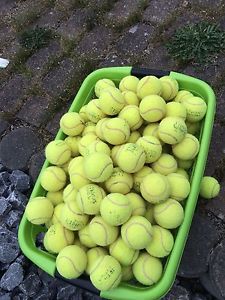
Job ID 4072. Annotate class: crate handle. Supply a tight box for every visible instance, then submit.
[131,67,170,78]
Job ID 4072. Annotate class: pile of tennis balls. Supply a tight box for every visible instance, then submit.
[25,74,220,291]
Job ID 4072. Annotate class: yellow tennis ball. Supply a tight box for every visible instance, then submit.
[56,245,87,279]
[174,90,193,103]
[45,140,71,166]
[145,225,174,258]
[79,105,89,122]
[64,136,81,157]
[167,172,190,201]
[140,173,171,204]
[60,112,84,136]
[122,91,140,106]
[63,184,77,203]
[137,76,162,99]
[121,265,133,281]
[172,133,199,160]
[109,237,139,266]
[25,197,54,225]
[139,95,166,122]
[186,121,201,135]
[89,216,119,246]
[84,140,111,157]
[76,183,106,215]
[176,168,189,179]
[136,136,162,163]
[104,117,130,145]
[78,134,98,156]
[84,152,113,182]
[119,75,139,93]
[158,117,187,145]
[69,161,91,189]
[121,216,153,250]
[78,224,97,248]
[96,118,110,140]
[133,166,153,193]
[52,203,64,224]
[73,238,88,252]
[105,167,133,194]
[40,166,66,192]
[117,143,146,173]
[68,156,84,172]
[60,199,89,231]
[99,87,125,115]
[126,192,146,216]
[166,102,187,119]
[159,76,179,101]
[60,158,72,174]
[90,255,122,291]
[119,105,143,131]
[200,176,220,199]
[46,190,63,206]
[86,99,106,123]
[154,198,184,229]
[177,158,193,170]
[95,78,115,97]
[127,131,141,143]
[86,247,108,275]
[44,223,74,253]
[152,153,178,175]
[183,96,207,122]
[143,123,160,139]
[133,252,162,285]
[110,145,122,167]
[82,122,96,136]
[144,204,155,224]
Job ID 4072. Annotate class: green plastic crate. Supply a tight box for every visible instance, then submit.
[18,66,216,300]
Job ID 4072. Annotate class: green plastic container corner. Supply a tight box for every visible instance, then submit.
[18,66,216,300]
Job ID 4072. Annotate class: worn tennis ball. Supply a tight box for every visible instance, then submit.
[76,183,106,215]
[119,105,143,131]
[121,265,133,281]
[64,136,80,157]
[172,133,199,160]
[45,140,71,166]
[95,79,115,97]
[167,173,190,201]
[175,168,189,180]
[117,143,146,173]
[52,203,64,224]
[137,76,162,99]
[174,90,193,103]
[133,252,163,285]
[144,204,155,224]
[89,216,119,246]
[183,96,207,122]
[166,102,187,119]
[121,216,153,250]
[126,192,146,216]
[46,190,63,206]
[79,105,89,122]
[140,173,171,204]
[84,152,113,182]
[95,118,110,140]
[136,135,162,163]
[78,224,97,248]
[159,76,179,101]
[105,167,133,195]
[154,198,184,229]
[143,123,160,139]
[122,91,140,106]
[86,99,106,123]
[200,176,220,199]
[186,121,201,135]
[145,225,174,258]
[119,75,139,93]
[139,95,166,122]
[152,153,178,175]
[127,131,141,143]
[44,223,74,253]
[177,158,193,170]
[40,166,66,192]
[56,245,87,279]
[99,87,125,115]
[25,197,54,225]
[109,237,139,266]
[82,122,96,136]
[78,134,99,156]
[158,117,187,145]
[110,145,122,167]
[133,166,153,193]
[69,160,91,189]
[68,156,84,172]
[60,112,84,136]
[104,117,130,145]
[84,140,111,157]
[86,247,108,275]
[63,184,78,203]
[90,255,122,291]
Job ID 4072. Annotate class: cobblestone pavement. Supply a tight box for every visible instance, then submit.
[0,0,225,299]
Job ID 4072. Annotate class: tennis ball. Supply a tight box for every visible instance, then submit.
[154,198,184,229]
[122,91,140,106]
[76,183,106,215]
[133,252,162,285]
[127,131,141,143]
[121,216,153,250]
[133,166,153,193]
[69,161,91,189]
[82,122,96,136]
[44,223,74,253]
[68,156,84,172]
[90,255,122,291]
[174,90,193,103]
[140,173,171,204]
[86,99,106,123]
[139,95,166,122]
[176,168,189,179]
[60,112,84,136]
[159,76,179,101]
[73,238,88,252]
[200,176,220,199]
[46,190,63,206]
[144,204,155,224]
[78,224,97,248]
[119,75,139,93]
[109,237,139,266]
[183,96,207,122]
[166,102,187,119]
[143,123,160,139]
[122,265,133,281]
[79,105,89,122]
[25,197,54,225]
[84,140,111,157]
[119,105,143,131]
[99,87,125,115]
[177,158,193,170]
[89,216,119,246]
[158,117,187,145]
[137,136,162,163]
[95,79,115,97]
[86,247,108,275]
[56,245,87,279]
[64,136,80,157]
[110,145,122,166]
[137,76,162,99]
[152,153,178,175]
[117,143,146,173]
[78,134,98,156]
[167,173,190,201]
[52,203,64,224]
[63,184,78,203]
[126,192,146,216]
[45,140,71,166]
[96,118,110,140]
[105,167,133,195]
[40,166,66,192]
[145,225,174,258]
[186,121,201,135]
[104,118,130,145]
[60,199,89,231]
[61,158,72,174]
[172,133,199,160]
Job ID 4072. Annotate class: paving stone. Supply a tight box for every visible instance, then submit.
[99,52,135,67]
[162,284,190,299]
[200,272,224,300]
[9,170,30,192]
[55,0,78,12]
[29,150,45,182]
[81,0,110,10]
[0,197,12,217]
[0,262,24,291]
[19,272,42,297]
[0,118,9,136]
[215,87,225,123]
[191,293,208,300]
[34,8,65,29]
[7,190,28,210]
[189,0,225,9]
[0,128,41,170]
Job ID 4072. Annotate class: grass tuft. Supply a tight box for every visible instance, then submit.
[20,26,52,51]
